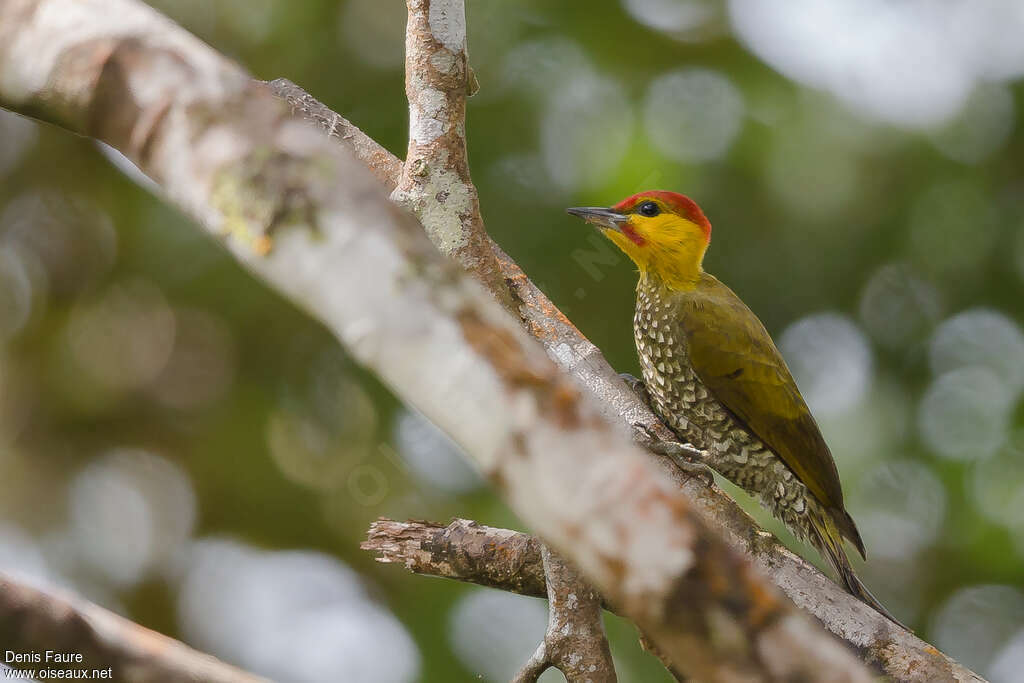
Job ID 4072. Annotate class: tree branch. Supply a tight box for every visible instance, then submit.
[0,1,972,681]
[363,518,547,597]
[267,77,404,191]
[364,520,618,682]
[512,545,616,683]
[391,7,616,673]
[389,0,513,307]
[0,574,267,682]
[364,519,981,683]
[365,519,677,682]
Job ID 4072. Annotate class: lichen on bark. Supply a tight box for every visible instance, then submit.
[210,146,329,254]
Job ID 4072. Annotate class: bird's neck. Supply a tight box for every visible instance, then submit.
[639,270,693,305]
[640,250,704,292]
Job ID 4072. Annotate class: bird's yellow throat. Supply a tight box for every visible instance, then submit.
[601,212,709,292]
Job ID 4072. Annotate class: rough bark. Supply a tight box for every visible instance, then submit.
[512,545,616,683]
[364,519,673,682]
[363,518,547,597]
[0,574,267,683]
[389,0,512,308]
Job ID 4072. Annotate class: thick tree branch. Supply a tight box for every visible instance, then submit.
[0,574,266,683]
[0,2,969,682]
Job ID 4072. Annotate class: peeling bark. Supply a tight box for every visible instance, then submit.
[363,518,547,597]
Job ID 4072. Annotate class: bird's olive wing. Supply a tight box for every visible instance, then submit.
[677,275,846,513]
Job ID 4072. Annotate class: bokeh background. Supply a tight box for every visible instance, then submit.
[1,0,1024,680]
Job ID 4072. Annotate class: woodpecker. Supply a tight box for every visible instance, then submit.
[567,191,896,622]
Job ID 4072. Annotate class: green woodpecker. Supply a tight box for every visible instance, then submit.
[567,191,896,622]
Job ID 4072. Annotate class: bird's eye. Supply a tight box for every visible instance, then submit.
[637,201,659,217]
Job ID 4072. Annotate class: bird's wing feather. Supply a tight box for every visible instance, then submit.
[676,274,846,513]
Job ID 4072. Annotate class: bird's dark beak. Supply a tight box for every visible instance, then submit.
[566,207,628,231]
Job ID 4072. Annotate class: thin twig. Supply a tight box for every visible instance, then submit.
[265,78,404,190]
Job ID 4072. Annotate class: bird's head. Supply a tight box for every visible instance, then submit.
[566,191,711,290]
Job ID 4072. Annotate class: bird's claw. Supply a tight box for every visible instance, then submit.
[631,422,714,488]
[623,375,713,488]
[671,459,716,488]
[631,421,661,448]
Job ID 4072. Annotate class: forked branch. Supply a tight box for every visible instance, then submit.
[512,545,616,683]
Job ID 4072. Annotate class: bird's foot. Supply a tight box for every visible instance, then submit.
[622,374,715,487]
[671,459,716,488]
[631,422,715,488]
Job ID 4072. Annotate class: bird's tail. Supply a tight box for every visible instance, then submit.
[809,511,906,628]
